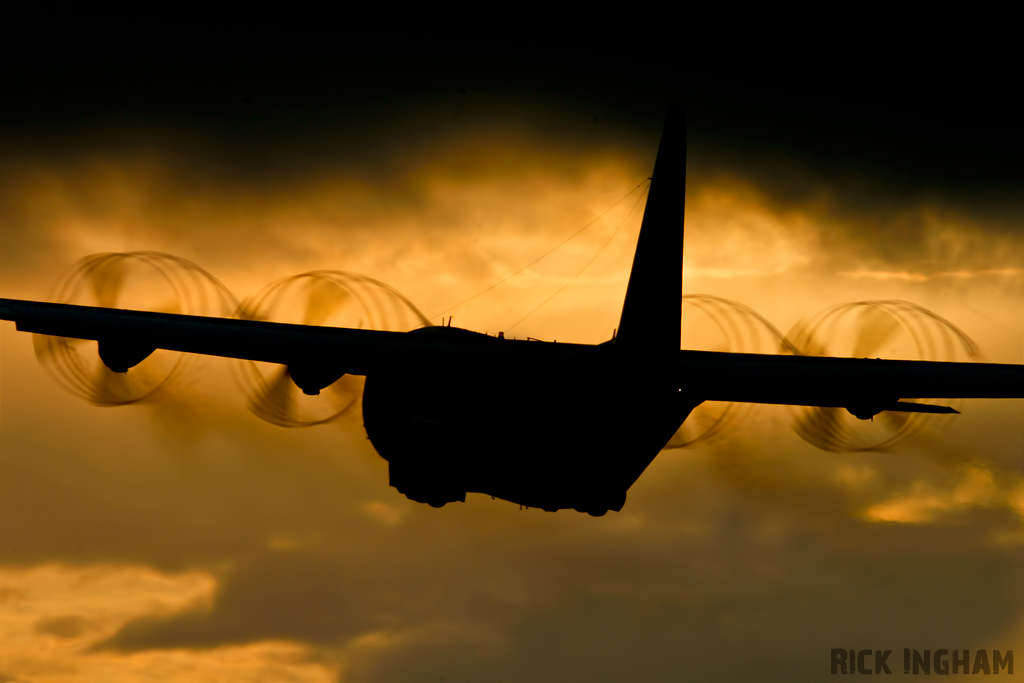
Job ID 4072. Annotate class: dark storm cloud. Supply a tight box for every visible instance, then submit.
[679,70,1024,275]
[0,32,668,167]
[0,32,670,296]
[4,30,1020,278]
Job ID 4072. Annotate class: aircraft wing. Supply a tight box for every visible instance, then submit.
[679,350,1024,417]
[3,298,1023,414]
[0,298,598,376]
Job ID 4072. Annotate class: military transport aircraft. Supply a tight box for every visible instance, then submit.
[3,108,1023,516]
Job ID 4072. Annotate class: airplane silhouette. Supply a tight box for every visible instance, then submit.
[3,108,1024,516]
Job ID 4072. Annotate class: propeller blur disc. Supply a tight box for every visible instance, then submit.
[786,300,978,452]
[33,252,237,406]
[236,271,430,427]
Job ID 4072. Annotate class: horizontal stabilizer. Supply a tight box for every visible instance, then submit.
[845,400,959,420]
[887,401,959,415]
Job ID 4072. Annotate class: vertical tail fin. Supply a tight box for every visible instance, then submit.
[615,108,686,353]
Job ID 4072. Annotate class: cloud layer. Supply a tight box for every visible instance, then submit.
[3,36,1024,681]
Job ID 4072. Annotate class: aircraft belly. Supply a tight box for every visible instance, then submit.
[361,363,695,513]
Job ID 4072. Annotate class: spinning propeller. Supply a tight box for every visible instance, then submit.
[31,254,977,453]
[33,252,236,405]
[785,301,978,452]
[235,271,430,427]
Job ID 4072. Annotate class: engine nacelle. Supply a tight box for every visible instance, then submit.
[98,338,155,373]
[845,403,890,420]
[287,361,347,396]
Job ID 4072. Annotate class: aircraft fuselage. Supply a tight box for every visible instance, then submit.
[361,326,697,515]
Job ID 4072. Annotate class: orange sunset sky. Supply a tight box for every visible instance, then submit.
[2,31,1024,681]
